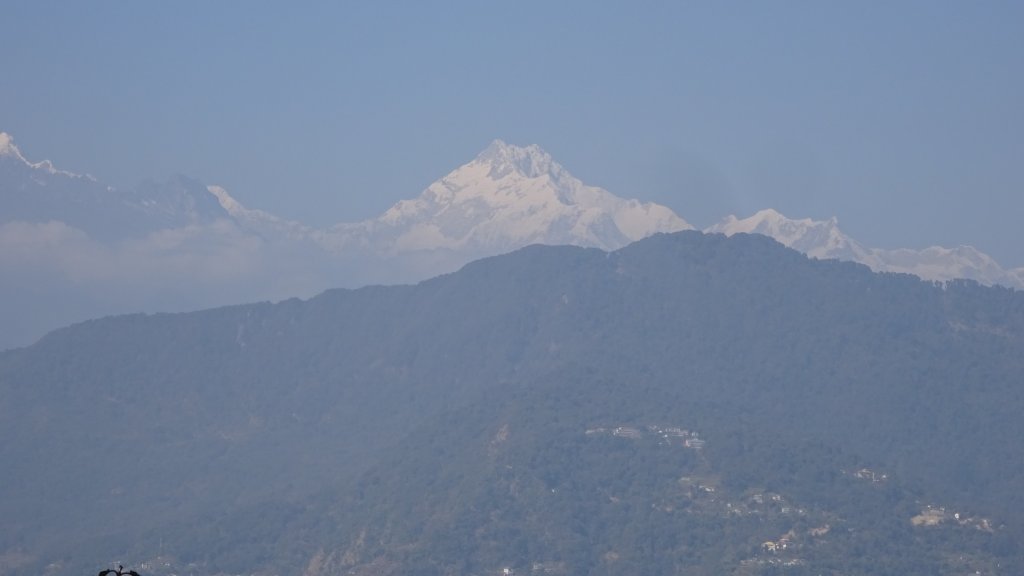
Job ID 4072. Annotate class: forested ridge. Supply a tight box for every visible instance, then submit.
[1,231,1022,575]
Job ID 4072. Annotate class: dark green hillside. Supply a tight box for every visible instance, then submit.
[305,376,1011,575]
[0,231,1022,575]
[0,244,610,573]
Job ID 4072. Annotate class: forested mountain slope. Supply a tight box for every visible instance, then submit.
[1,231,1022,575]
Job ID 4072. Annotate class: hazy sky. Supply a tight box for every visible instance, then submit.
[3,1,1022,266]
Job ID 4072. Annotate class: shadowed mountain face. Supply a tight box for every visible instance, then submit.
[0,133,226,241]
[1,231,1022,575]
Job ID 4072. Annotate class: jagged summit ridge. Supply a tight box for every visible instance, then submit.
[706,209,876,264]
[707,210,1024,289]
[0,131,94,180]
[474,139,560,180]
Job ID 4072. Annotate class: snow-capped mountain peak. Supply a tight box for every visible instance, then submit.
[711,208,833,235]
[344,140,692,254]
[707,209,1023,289]
[0,132,29,163]
[417,140,573,209]
[706,209,873,264]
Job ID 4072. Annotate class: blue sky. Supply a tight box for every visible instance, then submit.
[3,1,1022,265]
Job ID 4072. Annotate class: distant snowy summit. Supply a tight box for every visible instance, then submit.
[707,209,1024,289]
[339,139,692,253]
[706,209,874,263]
[213,139,692,256]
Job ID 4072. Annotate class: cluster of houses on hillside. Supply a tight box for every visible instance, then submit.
[844,467,889,483]
[584,424,706,449]
[911,505,995,532]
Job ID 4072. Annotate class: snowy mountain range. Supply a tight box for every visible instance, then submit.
[209,139,1024,289]
[706,209,1024,289]
[0,131,1020,349]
